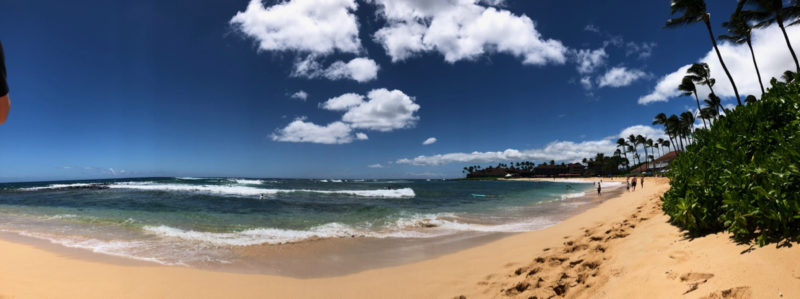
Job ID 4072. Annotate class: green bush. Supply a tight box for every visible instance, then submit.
[662,78,800,246]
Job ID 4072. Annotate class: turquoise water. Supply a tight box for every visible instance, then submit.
[0,177,609,266]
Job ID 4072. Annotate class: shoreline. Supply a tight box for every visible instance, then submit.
[0,180,625,278]
[0,177,796,298]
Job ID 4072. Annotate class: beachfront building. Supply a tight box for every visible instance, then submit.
[630,151,679,175]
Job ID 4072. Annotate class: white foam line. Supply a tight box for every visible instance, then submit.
[108,182,415,198]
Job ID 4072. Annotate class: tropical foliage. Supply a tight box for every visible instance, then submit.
[661,75,800,245]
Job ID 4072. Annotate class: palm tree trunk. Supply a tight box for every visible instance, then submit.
[678,135,685,152]
[704,17,742,106]
[692,90,708,129]
[746,36,765,96]
[777,14,800,72]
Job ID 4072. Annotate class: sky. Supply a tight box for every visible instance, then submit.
[1,0,799,182]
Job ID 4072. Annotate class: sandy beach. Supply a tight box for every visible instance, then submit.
[0,177,797,298]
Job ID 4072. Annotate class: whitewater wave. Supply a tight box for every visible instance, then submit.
[17,183,97,191]
[108,182,415,198]
[142,213,555,246]
[560,192,587,200]
[14,231,176,265]
[228,179,264,185]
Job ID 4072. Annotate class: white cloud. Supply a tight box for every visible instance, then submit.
[372,0,567,65]
[230,0,361,55]
[597,67,648,88]
[342,88,420,132]
[271,118,354,144]
[272,88,420,144]
[584,24,600,33]
[293,57,379,82]
[290,90,308,101]
[579,76,593,89]
[625,41,656,60]
[422,137,437,145]
[320,93,364,111]
[574,48,607,74]
[396,124,667,166]
[368,163,384,168]
[639,23,800,105]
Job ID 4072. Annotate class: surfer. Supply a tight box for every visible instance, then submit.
[0,40,10,125]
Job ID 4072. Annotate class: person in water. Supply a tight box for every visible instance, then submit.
[0,41,10,125]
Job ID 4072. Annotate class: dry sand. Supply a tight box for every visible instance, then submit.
[0,177,797,298]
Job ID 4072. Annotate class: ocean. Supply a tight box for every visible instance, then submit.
[0,177,620,274]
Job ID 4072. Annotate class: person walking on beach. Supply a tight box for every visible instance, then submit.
[631,178,637,191]
[0,40,10,125]
[640,177,644,189]
[596,181,601,195]
[626,178,630,192]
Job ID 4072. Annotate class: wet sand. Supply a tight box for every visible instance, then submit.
[0,177,795,298]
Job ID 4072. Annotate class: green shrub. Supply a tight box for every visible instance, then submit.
[662,77,800,246]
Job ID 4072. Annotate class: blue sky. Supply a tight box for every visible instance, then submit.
[0,0,797,181]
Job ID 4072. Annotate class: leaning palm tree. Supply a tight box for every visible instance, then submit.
[705,93,723,116]
[687,63,719,99]
[667,0,742,105]
[662,139,672,154]
[743,0,800,72]
[678,76,708,129]
[721,3,766,95]
[656,138,666,156]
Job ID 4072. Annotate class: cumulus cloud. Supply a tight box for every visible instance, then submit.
[625,41,657,60]
[574,48,607,74]
[320,93,365,111]
[290,90,308,100]
[579,76,593,89]
[639,23,800,105]
[271,119,353,144]
[272,88,420,144]
[342,88,420,132]
[372,0,567,65]
[230,0,361,55]
[422,137,437,145]
[597,67,648,88]
[293,57,379,82]
[368,163,384,168]
[396,125,667,166]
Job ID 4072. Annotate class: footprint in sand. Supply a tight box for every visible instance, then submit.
[668,250,690,262]
[677,272,714,294]
[699,286,752,299]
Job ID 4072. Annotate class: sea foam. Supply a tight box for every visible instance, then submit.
[108,182,415,198]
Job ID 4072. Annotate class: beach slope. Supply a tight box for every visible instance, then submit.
[0,178,797,298]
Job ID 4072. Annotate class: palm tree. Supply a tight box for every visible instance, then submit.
[704,93,723,117]
[678,76,708,129]
[700,106,717,125]
[662,139,672,153]
[628,135,640,165]
[721,2,766,95]
[666,114,684,151]
[743,0,800,72]
[666,0,743,105]
[679,111,696,146]
[656,138,666,156]
[745,95,758,104]
[687,63,718,98]
[636,135,649,170]
[646,138,655,173]
[616,138,630,171]
[782,70,796,83]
